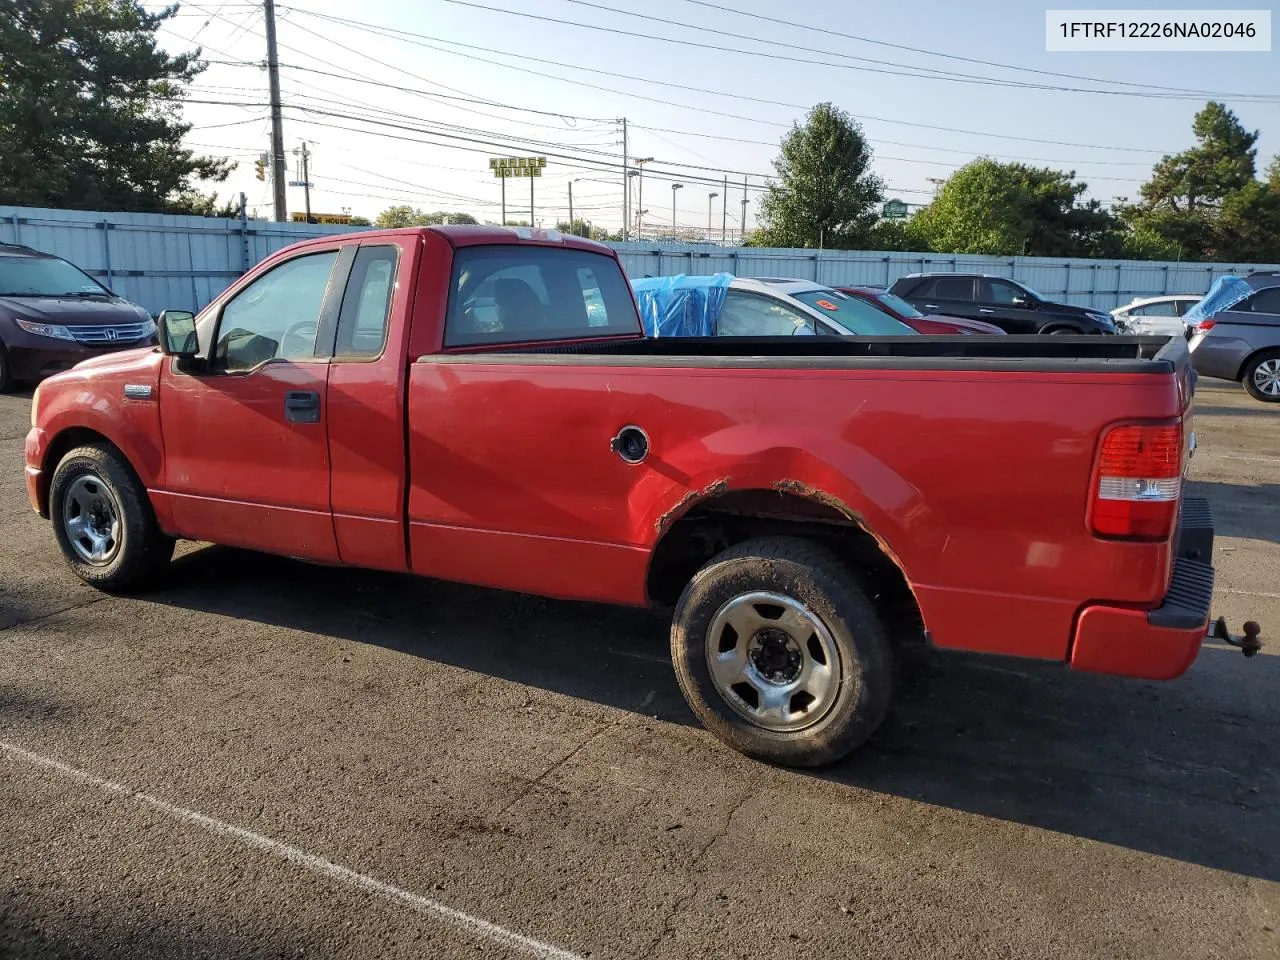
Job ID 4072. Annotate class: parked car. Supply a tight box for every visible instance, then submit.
[26,224,1243,769]
[1111,294,1202,337]
[632,275,920,338]
[0,242,157,392]
[1187,272,1280,402]
[887,272,1117,335]
[837,285,1006,335]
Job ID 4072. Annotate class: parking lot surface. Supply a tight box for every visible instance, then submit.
[1,379,1278,960]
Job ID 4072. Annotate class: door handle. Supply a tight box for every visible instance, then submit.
[924,304,940,310]
[284,389,321,424]
[979,308,995,314]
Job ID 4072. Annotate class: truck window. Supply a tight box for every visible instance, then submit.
[335,245,398,359]
[445,245,639,346]
[717,291,815,336]
[217,251,338,372]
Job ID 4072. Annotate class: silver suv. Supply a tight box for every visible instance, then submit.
[1188,272,1280,403]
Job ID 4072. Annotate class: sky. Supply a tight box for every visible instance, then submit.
[152,0,1280,236]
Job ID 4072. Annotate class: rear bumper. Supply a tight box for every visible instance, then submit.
[1070,497,1214,681]
[1189,334,1248,382]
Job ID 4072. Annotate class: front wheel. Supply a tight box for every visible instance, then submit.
[49,444,174,592]
[670,537,893,768]
[1242,350,1280,403]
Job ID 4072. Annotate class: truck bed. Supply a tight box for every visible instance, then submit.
[474,334,1187,374]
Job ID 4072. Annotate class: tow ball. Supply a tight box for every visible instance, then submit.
[1207,617,1263,657]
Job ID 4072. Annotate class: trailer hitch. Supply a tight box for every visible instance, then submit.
[1207,617,1263,657]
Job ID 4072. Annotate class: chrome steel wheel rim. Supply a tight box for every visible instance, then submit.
[705,591,842,733]
[62,473,122,565]
[1253,359,1280,397]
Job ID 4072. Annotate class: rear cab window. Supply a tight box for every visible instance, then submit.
[444,245,640,347]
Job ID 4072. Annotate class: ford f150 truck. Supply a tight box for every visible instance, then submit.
[23,225,1256,768]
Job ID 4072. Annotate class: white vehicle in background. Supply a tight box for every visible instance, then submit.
[1111,294,1202,337]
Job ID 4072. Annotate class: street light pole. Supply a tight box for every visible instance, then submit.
[671,182,682,230]
[632,157,653,239]
[568,180,574,233]
[707,191,718,240]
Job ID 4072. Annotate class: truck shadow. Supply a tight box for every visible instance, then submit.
[1184,480,1280,544]
[151,544,1279,883]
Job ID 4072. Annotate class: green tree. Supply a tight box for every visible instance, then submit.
[1121,101,1260,259]
[756,102,884,249]
[910,158,1123,257]
[1213,158,1280,261]
[555,218,592,238]
[347,215,371,226]
[0,0,233,213]
[374,206,478,227]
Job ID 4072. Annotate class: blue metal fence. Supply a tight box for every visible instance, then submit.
[4,205,1277,315]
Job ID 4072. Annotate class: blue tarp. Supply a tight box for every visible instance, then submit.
[631,273,733,337]
[1184,275,1253,324]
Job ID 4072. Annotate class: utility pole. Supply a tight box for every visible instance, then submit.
[500,173,506,226]
[298,141,312,223]
[263,0,287,222]
[721,175,727,243]
[633,157,653,241]
[621,118,629,241]
[568,180,574,232]
[529,168,535,226]
[707,191,718,240]
[740,177,748,244]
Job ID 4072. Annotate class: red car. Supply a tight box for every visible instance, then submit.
[26,225,1244,768]
[838,285,1006,335]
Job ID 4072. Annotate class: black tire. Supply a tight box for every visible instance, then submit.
[1043,326,1080,335]
[0,342,14,393]
[1241,349,1280,403]
[671,536,893,768]
[49,443,174,592]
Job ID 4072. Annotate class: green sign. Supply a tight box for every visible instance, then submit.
[494,166,542,178]
[489,156,547,177]
[882,199,908,220]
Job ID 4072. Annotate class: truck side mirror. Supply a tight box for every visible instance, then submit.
[158,310,198,357]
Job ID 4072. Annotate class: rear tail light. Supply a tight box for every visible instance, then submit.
[1090,423,1183,540]
[1196,319,1216,332]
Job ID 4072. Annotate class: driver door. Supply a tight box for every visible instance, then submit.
[158,246,349,561]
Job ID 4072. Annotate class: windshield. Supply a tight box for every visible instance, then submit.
[791,290,919,336]
[874,291,924,319]
[0,255,109,297]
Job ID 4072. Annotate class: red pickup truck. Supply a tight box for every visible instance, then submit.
[24,225,1240,767]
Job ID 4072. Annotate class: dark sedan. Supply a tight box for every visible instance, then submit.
[837,285,1006,335]
[0,243,158,391]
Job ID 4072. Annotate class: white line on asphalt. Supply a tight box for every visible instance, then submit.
[0,739,588,960]
[1219,588,1280,599]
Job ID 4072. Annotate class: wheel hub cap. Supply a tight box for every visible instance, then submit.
[62,474,122,565]
[705,591,843,733]
[1255,359,1280,397]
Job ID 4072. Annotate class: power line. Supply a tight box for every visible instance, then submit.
[436,0,1280,101]
[675,0,1274,99]
[286,8,1180,155]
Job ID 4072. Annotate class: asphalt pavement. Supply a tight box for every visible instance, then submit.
[1,378,1277,960]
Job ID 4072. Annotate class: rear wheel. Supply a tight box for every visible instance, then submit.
[1242,350,1280,403]
[1044,326,1080,335]
[49,444,174,591]
[670,536,892,768]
